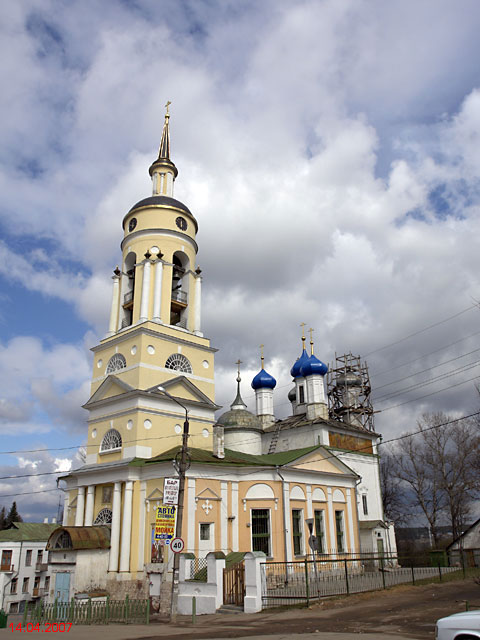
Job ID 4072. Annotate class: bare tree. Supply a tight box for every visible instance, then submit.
[389,413,480,545]
[379,450,406,523]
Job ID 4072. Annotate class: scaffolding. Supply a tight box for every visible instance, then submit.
[327,353,375,431]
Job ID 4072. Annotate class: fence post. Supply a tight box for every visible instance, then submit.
[106,596,110,624]
[87,598,92,624]
[22,600,28,625]
[304,559,310,607]
[438,564,442,582]
[53,598,58,622]
[125,594,129,624]
[411,565,415,585]
[344,559,350,595]
[380,556,386,590]
[461,551,466,579]
[191,596,196,624]
[145,598,150,625]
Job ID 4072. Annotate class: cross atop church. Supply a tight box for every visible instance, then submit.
[259,344,264,369]
[165,100,171,115]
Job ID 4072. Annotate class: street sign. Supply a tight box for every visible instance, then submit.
[170,537,184,553]
[154,504,177,542]
[163,477,180,505]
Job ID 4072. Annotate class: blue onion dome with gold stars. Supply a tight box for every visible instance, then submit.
[251,368,276,389]
[290,348,310,378]
[300,354,328,377]
[251,347,277,389]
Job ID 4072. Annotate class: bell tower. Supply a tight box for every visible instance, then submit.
[84,105,218,465]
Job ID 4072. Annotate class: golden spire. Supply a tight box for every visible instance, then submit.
[260,344,265,369]
[309,328,314,355]
[158,101,172,159]
[300,322,306,349]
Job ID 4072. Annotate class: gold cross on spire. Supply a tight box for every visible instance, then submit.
[165,100,171,115]
[260,344,264,369]
[309,327,314,355]
[300,322,306,346]
[235,359,242,375]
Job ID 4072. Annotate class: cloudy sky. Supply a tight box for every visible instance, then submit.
[2,0,480,520]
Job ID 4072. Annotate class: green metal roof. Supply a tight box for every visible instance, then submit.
[0,522,59,542]
[134,444,322,468]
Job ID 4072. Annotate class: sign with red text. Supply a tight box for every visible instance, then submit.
[154,504,177,542]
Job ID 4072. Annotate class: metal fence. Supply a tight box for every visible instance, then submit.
[188,556,208,581]
[261,555,466,609]
[23,596,150,625]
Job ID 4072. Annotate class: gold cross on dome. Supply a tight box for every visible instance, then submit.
[309,328,314,354]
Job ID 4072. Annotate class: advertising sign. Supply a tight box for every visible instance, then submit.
[154,504,177,543]
[163,477,180,505]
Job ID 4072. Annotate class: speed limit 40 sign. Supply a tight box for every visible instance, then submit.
[170,537,184,553]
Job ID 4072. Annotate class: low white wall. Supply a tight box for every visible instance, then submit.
[178,552,225,615]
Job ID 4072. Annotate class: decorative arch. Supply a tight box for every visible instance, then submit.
[106,353,126,374]
[165,353,192,373]
[312,487,327,502]
[290,485,306,500]
[94,508,113,525]
[53,530,73,550]
[333,489,346,503]
[100,429,122,452]
[245,483,275,500]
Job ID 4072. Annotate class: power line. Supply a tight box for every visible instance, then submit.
[363,303,478,357]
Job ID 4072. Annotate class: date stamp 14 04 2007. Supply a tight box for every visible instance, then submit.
[9,623,72,633]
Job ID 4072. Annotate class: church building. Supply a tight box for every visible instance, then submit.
[58,108,395,603]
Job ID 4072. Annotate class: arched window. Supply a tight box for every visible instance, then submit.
[100,429,122,452]
[106,354,127,374]
[165,353,192,373]
[94,508,113,525]
[54,531,72,549]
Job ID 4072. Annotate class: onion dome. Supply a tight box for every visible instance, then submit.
[336,371,362,387]
[251,368,277,390]
[217,362,261,431]
[300,354,328,377]
[288,387,296,403]
[290,348,310,378]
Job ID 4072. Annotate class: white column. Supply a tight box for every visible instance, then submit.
[306,485,313,520]
[327,487,335,554]
[232,482,239,552]
[74,487,85,526]
[119,481,134,572]
[187,479,196,552]
[84,486,95,526]
[109,482,122,572]
[194,274,202,334]
[283,484,292,561]
[139,261,151,322]
[152,260,163,322]
[346,488,355,553]
[137,482,146,571]
[107,274,121,336]
[221,481,228,554]
[62,495,69,526]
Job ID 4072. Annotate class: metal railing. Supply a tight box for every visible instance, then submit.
[188,557,208,582]
[24,595,150,625]
[261,554,464,609]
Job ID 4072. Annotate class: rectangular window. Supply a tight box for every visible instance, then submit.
[1,550,12,570]
[298,385,305,404]
[102,486,113,503]
[292,509,303,556]
[36,550,43,564]
[10,578,17,594]
[9,602,18,614]
[34,576,40,589]
[25,550,32,566]
[200,523,211,541]
[335,510,345,553]
[44,576,50,592]
[251,509,270,556]
[362,494,368,516]
[314,510,325,554]
[22,577,29,593]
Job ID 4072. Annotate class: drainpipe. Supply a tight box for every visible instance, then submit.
[276,467,289,564]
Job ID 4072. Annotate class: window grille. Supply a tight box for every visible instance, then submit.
[165,353,192,373]
[251,509,270,556]
[335,510,344,553]
[94,508,113,525]
[200,523,211,541]
[292,509,303,556]
[106,353,127,374]
[314,509,325,554]
[100,429,122,452]
[54,531,72,549]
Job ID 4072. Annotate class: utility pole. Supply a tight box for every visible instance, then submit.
[157,386,189,622]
